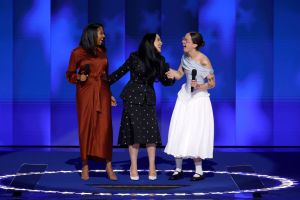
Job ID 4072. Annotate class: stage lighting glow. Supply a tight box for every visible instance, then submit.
[0,169,297,197]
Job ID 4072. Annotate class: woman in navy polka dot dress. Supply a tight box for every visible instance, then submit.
[108,33,175,180]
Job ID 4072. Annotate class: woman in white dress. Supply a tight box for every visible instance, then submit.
[164,32,215,181]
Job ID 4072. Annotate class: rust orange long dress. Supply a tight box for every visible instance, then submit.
[66,47,112,161]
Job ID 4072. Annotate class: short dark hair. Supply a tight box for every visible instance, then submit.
[79,23,105,56]
[189,32,205,50]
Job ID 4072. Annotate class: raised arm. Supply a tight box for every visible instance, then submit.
[108,54,134,85]
[165,64,185,80]
[158,62,175,86]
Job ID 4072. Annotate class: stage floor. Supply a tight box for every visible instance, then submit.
[0,147,299,200]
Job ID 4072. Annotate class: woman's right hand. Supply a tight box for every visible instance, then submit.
[165,68,176,79]
[111,96,117,106]
[77,74,88,82]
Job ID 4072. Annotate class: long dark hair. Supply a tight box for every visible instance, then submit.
[79,23,106,56]
[137,33,168,80]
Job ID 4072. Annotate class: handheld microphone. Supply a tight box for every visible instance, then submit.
[84,64,90,75]
[79,64,90,75]
[191,69,197,92]
[78,64,90,83]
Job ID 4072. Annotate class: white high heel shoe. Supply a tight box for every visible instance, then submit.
[130,175,139,180]
[148,170,157,180]
[130,169,139,181]
[148,175,157,180]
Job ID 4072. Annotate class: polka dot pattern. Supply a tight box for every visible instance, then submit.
[118,102,161,145]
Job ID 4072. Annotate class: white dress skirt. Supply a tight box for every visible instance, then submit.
[164,84,214,159]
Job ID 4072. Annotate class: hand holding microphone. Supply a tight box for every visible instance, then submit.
[78,64,90,82]
[191,69,197,92]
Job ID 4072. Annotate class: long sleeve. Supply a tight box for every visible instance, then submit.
[66,50,78,84]
[159,73,175,86]
[158,59,175,86]
[108,54,133,85]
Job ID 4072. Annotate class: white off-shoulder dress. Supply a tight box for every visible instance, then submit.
[164,54,214,159]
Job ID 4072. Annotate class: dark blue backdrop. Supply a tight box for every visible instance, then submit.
[0,0,299,146]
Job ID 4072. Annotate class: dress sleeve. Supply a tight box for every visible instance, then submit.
[158,57,175,86]
[108,53,134,85]
[202,68,214,78]
[66,50,78,84]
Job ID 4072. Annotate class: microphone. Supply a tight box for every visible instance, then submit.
[191,69,197,92]
[79,64,90,76]
[78,64,90,83]
[84,64,90,75]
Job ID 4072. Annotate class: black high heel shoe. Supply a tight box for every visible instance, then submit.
[169,170,183,180]
[190,173,204,181]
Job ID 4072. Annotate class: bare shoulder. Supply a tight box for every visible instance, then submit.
[198,52,212,68]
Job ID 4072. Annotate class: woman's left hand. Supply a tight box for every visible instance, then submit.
[191,80,198,89]
[111,96,117,106]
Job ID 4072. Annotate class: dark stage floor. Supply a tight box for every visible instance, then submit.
[0,147,299,200]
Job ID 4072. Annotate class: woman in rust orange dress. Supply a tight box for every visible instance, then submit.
[66,23,117,181]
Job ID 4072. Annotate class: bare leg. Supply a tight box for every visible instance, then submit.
[129,144,140,178]
[81,160,89,180]
[106,160,117,180]
[146,143,157,179]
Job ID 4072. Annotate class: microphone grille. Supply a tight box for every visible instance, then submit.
[192,69,197,76]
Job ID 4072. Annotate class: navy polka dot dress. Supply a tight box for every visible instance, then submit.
[119,102,160,145]
[108,52,175,145]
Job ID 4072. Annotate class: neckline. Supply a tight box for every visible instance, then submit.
[185,55,206,69]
